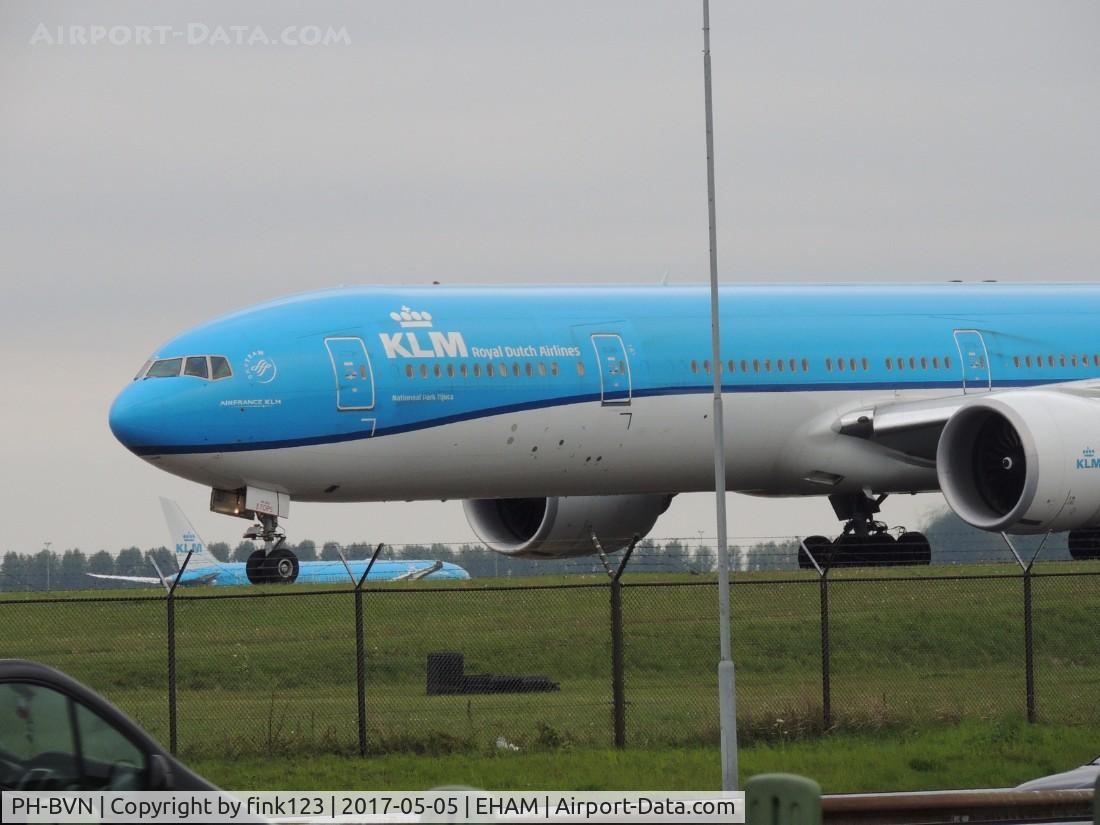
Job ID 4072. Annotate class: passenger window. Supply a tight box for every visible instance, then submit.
[777,359,785,372]
[1024,356,1031,368]
[460,364,468,378]
[420,364,428,378]
[945,355,952,369]
[447,364,455,378]
[1048,355,1055,367]
[405,364,414,379]
[909,357,916,370]
[1095,355,1100,367]
[499,363,508,378]
[801,358,809,372]
[932,356,940,369]
[741,360,749,373]
[920,357,928,370]
[836,358,845,372]
[473,363,481,378]
[210,356,232,380]
[752,359,760,373]
[897,357,905,371]
[1071,355,1077,367]
[764,359,772,372]
[790,358,797,372]
[551,362,560,377]
[691,360,698,374]
[825,358,833,372]
[728,360,736,373]
[576,362,585,376]
[860,358,868,371]
[145,358,182,379]
[885,357,893,370]
[1014,356,1021,368]
[703,360,711,374]
[1060,355,1066,367]
[512,363,520,377]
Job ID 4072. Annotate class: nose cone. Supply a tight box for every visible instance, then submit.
[109,382,163,455]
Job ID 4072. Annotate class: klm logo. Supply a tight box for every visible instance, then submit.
[380,306,468,359]
[176,531,204,556]
[1075,448,1100,470]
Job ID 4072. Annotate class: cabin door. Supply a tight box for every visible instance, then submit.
[953,330,991,393]
[324,337,376,410]
[591,333,632,405]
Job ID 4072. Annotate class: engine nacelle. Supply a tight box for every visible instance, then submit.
[937,390,1100,534]
[463,494,673,558]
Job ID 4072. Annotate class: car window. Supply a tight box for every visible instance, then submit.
[0,682,80,790]
[75,702,146,789]
[0,683,147,791]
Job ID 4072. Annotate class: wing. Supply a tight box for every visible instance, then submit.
[86,573,162,585]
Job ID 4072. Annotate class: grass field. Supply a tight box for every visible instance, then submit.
[189,719,1100,792]
[1,561,1097,789]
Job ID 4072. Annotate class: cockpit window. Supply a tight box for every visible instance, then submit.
[133,359,153,381]
[210,356,232,380]
[145,358,183,379]
[184,356,209,379]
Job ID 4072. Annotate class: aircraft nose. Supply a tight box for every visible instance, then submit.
[109,383,163,454]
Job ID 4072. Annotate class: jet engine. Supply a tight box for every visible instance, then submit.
[463,494,674,558]
[937,391,1100,533]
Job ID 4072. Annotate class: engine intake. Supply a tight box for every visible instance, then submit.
[463,494,673,558]
[937,391,1100,533]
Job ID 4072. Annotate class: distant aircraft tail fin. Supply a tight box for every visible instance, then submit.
[159,498,220,571]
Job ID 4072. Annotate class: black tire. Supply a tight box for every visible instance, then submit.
[1068,529,1100,561]
[799,535,832,570]
[267,548,299,584]
[245,549,268,585]
[865,531,897,566]
[832,533,870,568]
[896,531,932,566]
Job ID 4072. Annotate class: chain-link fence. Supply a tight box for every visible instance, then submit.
[1,557,1098,763]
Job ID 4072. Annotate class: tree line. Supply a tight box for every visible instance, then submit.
[0,537,803,592]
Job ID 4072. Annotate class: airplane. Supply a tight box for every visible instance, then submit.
[107,282,1100,584]
[87,499,469,588]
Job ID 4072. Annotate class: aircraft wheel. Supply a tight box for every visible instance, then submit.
[866,531,897,566]
[799,535,832,570]
[245,549,268,585]
[832,533,870,568]
[268,548,299,584]
[897,532,932,566]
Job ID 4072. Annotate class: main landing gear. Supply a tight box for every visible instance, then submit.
[1067,529,1100,560]
[798,492,932,570]
[243,514,300,585]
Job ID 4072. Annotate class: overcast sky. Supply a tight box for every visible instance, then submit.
[1,1,1098,556]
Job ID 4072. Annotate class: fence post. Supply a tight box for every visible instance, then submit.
[599,536,637,750]
[799,539,831,729]
[158,549,192,757]
[167,592,177,755]
[1000,532,1047,724]
[1023,568,1035,723]
[819,572,831,729]
[339,543,384,757]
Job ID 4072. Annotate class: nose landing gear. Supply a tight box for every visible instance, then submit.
[243,514,300,585]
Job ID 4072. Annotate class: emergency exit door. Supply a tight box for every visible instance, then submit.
[324,337,376,410]
[953,330,991,393]
[591,334,632,405]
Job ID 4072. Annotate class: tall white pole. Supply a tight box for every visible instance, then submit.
[702,0,738,791]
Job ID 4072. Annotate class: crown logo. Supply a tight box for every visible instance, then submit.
[1084,447,1095,458]
[389,306,433,328]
